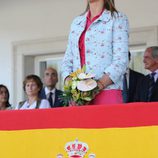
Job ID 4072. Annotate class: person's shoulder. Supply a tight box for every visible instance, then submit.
[139,74,149,83]
[6,106,13,110]
[39,87,45,94]
[41,99,49,103]
[114,11,127,17]
[130,69,144,77]
[56,89,63,94]
[145,74,151,79]
[15,100,26,109]
[40,87,45,93]
[39,87,46,98]
[71,14,86,26]
[40,99,50,108]
[112,11,128,20]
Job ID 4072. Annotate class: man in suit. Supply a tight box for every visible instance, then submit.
[122,52,144,103]
[135,46,158,102]
[39,67,64,107]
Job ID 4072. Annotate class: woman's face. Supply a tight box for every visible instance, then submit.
[25,80,40,97]
[0,87,8,104]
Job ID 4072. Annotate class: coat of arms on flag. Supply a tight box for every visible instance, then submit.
[57,139,96,158]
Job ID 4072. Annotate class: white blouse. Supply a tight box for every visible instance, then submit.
[15,99,50,110]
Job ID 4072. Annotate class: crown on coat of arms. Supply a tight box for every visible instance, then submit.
[65,139,89,158]
[56,139,96,158]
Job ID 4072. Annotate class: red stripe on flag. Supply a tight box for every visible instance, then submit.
[0,102,158,130]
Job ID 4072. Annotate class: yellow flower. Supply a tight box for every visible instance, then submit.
[76,68,84,74]
[70,71,77,78]
[70,67,84,78]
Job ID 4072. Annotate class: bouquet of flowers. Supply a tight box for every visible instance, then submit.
[62,66,99,106]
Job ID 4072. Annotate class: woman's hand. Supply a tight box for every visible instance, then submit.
[97,80,105,91]
[97,73,113,91]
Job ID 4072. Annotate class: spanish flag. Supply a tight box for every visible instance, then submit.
[0,103,158,158]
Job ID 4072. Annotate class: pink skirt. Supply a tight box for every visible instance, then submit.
[90,90,123,105]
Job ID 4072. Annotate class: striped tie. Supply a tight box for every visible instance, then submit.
[147,72,156,101]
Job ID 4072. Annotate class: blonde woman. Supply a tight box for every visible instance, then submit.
[62,0,129,105]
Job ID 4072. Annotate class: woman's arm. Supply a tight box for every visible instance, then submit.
[102,12,129,89]
[61,23,75,81]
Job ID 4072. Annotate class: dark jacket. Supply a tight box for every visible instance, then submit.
[39,88,65,108]
[135,74,158,102]
[128,69,144,102]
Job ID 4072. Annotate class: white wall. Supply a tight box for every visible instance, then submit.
[0,0,158,104]
[116,0,158,28]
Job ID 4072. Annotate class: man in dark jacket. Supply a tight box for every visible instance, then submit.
[122,52,144,103]
[39,67,64,107]
[135,46,158,102]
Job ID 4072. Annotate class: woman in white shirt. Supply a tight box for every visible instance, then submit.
[16,74,50,110]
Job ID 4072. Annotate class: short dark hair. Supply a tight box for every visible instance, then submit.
[0,84,11,107]
[23,74,43,93]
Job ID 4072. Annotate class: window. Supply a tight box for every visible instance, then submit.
[130,49,149,75]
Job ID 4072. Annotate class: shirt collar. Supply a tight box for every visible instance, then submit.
[150,69,158,75]
[154,69,158,74]
[150,69,158,82]
[76,9,112,25]
[86,8,104,22]
[45,87,56,95]
[98,9,112,22]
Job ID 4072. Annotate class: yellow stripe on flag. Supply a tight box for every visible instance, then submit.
[0,126,158,158]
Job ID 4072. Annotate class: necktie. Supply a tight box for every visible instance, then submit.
[122,73,128,103]
[48,92,53,107]
[147,72,156,101]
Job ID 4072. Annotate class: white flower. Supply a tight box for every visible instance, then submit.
[78,73,95,79]
[77,79,97,91]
